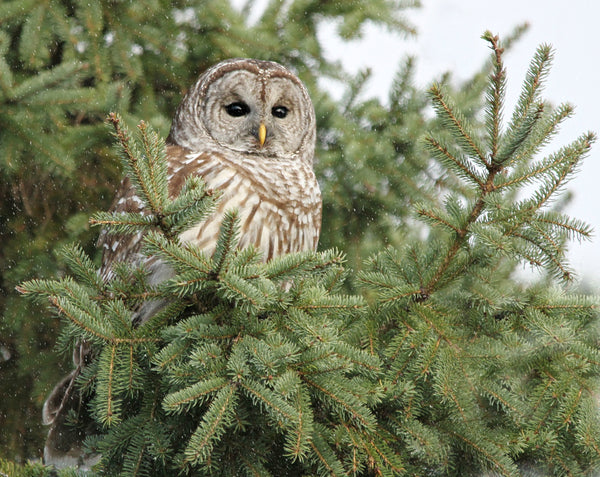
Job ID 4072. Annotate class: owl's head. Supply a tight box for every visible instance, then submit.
[168,59,316,162]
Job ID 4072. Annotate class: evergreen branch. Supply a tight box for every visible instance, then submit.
[163,378,228,414]
[364,433,406,474]
[529,220,567,260]
[295,301,364,312]
[532,296,598,312]
[9,60,89,100]
[239,379,298,424]
[390,415,449,464]
[492,40,554,166]
[357,271,397,290]
[295,291,365,312]
[415,204,464,235]
[263,250,321,281]
[107,113,164,216]
[296,360,351,378]
[444,427,518,476]
[331,342,381,375]
[480,384,525,422]
[163,176,219,236]
[422,136,485,188]
[549,446,580,475]
[421,183,496,295]
[93,344,121,427]
[102,299,135,338]
[229,245,262,270]
[217,271,265,308]
[305,249,346,273]
[49,295,111,343]
[0,0,37,22]
[143,231,211,274]
[1,113,74,173]
[385,329,415,379]
[494,136,572,191]
[491,104,573,193]
[122,433,147,477]
[89,211,157,234]
[428,83,487,166]
[560,386,584,429]
[136,301,187,338]
[495,101,544,165]
[308,428,347,477]
[20,87,100,108]
[377,285,423,307]
[512,132,595,217]
[0,35,13,98]
[16,277,80,301]
[420,40,594,292]
[59,244,105,291]
[512,231,572,280]
[575,399,600,459]
[138,120,169,210]
[49,295,157,346]
[106,345,118,425]
[482,31,506,163]
[503,42,554,151]
[421,336,442,377]
[20,5,50,68]
[152,340,192,371]
[303,376,376,430]
[167,271,215,297]
[321,264,347,293]
[533,211,592,241]
[468,222,515,258]
[501,102,573,173]
[211,209,240,275]
[184,384,238,465]
[341,422,364,473]
[285,388,313,461]
[529,374,560,433]
[412,304,463,352]
[168,312,238,342]
[127,344,135,393]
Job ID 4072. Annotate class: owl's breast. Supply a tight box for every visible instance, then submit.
[171,147,322,262]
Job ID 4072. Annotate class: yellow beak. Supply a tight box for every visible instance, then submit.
[258,123,266,147]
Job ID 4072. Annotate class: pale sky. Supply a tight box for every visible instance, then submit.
[319,0,600,285]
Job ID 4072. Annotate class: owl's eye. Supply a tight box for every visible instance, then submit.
[271,106,288,119]
[225,102,250,117]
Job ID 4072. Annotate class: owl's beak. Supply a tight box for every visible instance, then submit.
[258,123,267,147]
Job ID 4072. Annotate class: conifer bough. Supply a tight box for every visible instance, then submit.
[14,33,600,477]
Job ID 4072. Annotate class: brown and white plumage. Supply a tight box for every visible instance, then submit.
[43,58,321,468]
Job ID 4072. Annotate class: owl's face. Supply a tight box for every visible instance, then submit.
[169,59,316,162]
[202,70,312,158]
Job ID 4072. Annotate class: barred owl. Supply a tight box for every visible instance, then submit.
[101,58,322,287]
[43,58,321,468]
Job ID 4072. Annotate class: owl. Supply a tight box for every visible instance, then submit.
[43,58,322,469]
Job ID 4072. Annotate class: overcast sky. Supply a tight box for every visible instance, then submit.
[317,0,599,285]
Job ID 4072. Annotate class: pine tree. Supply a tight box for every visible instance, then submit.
[13,31,600,475]
[358,32,600,475]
